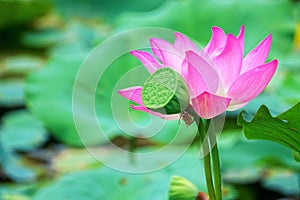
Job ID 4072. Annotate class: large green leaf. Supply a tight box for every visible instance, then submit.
[25,51,94,146]
[33,167,169,200]
[238,102,300,157]
[33,150,205,200]
[42,148,240,199]
[23,20,111,145]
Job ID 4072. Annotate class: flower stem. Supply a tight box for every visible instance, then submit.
[211,140,222,200]
[198,119,216,200]
[187,105,222,200]
[203,150,217,200]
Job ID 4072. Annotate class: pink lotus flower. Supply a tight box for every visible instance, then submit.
[118,26,278,119]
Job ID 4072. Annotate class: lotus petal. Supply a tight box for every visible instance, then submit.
[130,50,163,74]
[227,60,278,107]
[192,92,231,119]
[241,34,272,74]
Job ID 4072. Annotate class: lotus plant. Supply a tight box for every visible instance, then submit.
[118,26,277,200]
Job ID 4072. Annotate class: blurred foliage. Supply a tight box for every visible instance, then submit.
[0,110,48,151]
[32,167,171,200]
[116,0,300,115]
[0,0,300,199]
[116,0,295,57]
[0,110,48,181]
[0,54,44,107]
[0,54,43,75]
[262,168,300,196]
[52,148,101,174]
[0,193,31,200]
[0,132,296,199]
[0,0,51,30]
[293,151,300,162]
[25,33,197,146]
[25,50,96,146]
[0,79,24,107]
[51,0,166,22]
[24,0,300,147]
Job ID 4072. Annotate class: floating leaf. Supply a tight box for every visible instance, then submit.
[22,29,65,48]
[1,155,36,182]
[0,79,24,107]
[33,151,203,200]
[238,102,300,156]
[33,130,298,199]
[0,110,48,181]
[220,130,297,170]
[2,54,44,75]
[32,148,243,200]
[0,110,48,151]
[219,130,300,184]
[25,51,98,146]
[52,148,102,174]
[262,168,300,195]
[0,139,38,182]
[33,149,225,200]
[222,167,263,185]
[23,22,106,49]
[33,167,168,200]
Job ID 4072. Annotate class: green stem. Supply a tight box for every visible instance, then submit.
[211,140,222,200]
[187,105,222,200]
[204,151,217,200]
[198,119,216,200]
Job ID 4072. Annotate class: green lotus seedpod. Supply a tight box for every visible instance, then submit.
[168,175,199,200]
[142,68,190,114]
